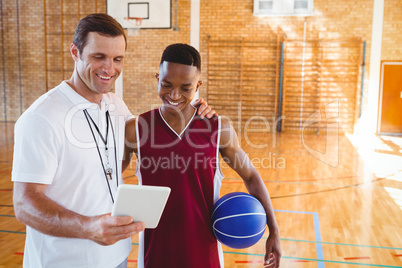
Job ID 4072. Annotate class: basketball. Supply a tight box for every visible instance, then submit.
[211,192,267,249]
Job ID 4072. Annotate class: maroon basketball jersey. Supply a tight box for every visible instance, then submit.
[136,108,223,268]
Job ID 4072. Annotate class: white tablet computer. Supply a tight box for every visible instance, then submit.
[111,184,171,229]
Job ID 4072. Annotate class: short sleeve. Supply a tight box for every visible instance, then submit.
[121,100,134,122]
[106,93,133,122]
[12,113,59,184]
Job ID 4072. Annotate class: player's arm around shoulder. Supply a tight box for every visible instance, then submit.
[123,118,138,172]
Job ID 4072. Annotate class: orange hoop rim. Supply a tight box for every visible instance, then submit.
[124,17,143,26]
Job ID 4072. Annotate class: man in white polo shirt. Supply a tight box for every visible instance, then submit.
[12,13,215,268]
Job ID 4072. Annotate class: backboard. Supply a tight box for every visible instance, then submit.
[107,0,172,29]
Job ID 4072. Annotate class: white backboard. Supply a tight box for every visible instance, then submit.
[107,0,171,29]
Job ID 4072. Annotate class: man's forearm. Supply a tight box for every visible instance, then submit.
[13,182,91,239]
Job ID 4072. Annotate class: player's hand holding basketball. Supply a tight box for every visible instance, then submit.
[85,214,145,246]
[264,231,281,267]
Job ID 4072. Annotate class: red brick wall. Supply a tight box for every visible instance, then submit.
[0,0,401,123]
[122,0,191,116]
[382,0,402,60]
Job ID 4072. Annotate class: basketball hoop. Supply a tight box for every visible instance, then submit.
[124,17,143,36]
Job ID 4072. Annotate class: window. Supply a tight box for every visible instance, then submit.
[254,0,313,16]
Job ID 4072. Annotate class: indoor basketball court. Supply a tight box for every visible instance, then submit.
[1,0,402,267]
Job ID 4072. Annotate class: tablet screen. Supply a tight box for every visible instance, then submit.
[111,184,171,229]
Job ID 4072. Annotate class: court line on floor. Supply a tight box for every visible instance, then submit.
[270,178,386,199]
[126,175,393,192]
[135,243,400,268]
[345,256,371,260]
[265,178,387,188]
[275,209,324,267]
[270,175,360,183]
[10,240,402,267]
[222,177,392,199]
[123,175,138,180]
[277,238,402,251]
[0,230,25,234]
[6,178,386,210]
[5,232,400,267]
[222,251,402,268]
[132,243,401,268]
[12,250,402,266]
[2,205,399,267]
[2,227,400,252]
[227,174,384,183]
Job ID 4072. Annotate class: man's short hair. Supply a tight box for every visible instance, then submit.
[73,13,127,55]
[160,43,201,71]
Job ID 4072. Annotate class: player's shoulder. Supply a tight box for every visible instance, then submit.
[219,117,234,130]
[192,114,235,131]
[138,108,158,119]
[134,109,159,134]
[193,114,221,130]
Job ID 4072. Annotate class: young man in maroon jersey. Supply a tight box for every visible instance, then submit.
[124,43,281,268]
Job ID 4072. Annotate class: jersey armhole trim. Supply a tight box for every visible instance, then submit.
[135,116,142,184]
[216,116,224,179]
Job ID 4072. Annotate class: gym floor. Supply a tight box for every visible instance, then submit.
[1,121,401,267]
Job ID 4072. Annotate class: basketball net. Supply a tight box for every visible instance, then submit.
[124,17,143,36]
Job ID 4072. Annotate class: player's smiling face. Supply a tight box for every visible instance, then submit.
[74,32,125,97]
[157,61,202,115]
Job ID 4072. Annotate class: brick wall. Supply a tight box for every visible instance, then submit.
[1,0,46,121]
[0,0,106,121]
[0,0,401,124]
[382,0,402,60]
[123,0,191,116]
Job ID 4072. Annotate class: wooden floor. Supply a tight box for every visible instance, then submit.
[1,121,401,267]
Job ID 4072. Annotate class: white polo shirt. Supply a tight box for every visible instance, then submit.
[12,81,133,268]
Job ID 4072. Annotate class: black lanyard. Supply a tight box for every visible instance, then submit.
[83,109,118,203]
